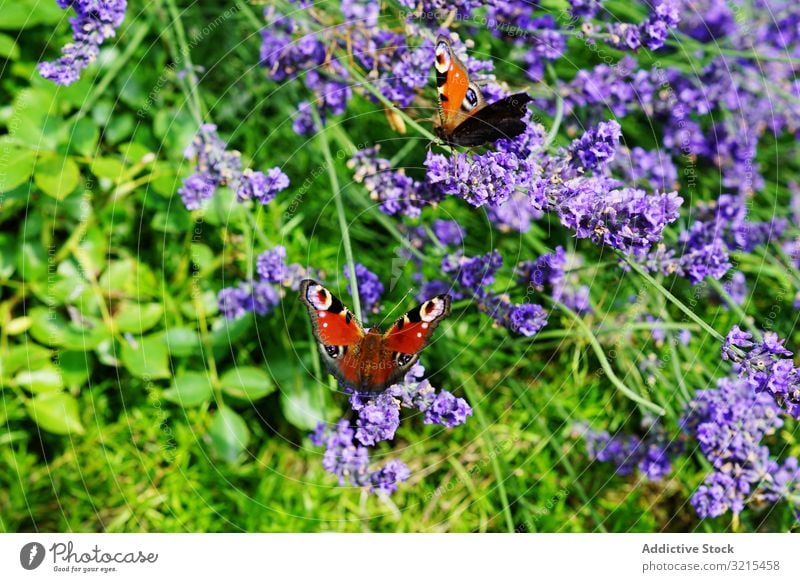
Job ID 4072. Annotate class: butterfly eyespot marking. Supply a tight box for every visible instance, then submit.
[420,297,446,322]
[435,41,450,69]
[463,88,479,110]
[324,345,346,359]
[393,352,415,366]
[306,283,333,310]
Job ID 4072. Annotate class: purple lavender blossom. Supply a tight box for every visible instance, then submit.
[443,250,503,296]
[180,125,289,211]
[720,327,800,420]
[577,420,679,480]
[344,264,384,314]
[355,392,400,446]
[218,284,251,320]
[236,168,290,205]
[178,173,217,211]
[256,246,288,284]
[557,184,682,258]
[311,364,471,496]
[423,391,473,427]
[38,0,128,85]
[218,280,280,319]
[606,0,680,51]
[432,220,464,247]
[506,303,549,337]
[683,376,797,519]
[568,120,622,173]
[349,147,434,217]
[425,150,531,209]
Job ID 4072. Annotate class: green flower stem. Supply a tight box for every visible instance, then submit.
[326,130,430,264]
[310,107,362,321]
[705,278,762,340]
[622,255,726,343]
[69,22,151,123]
[344,64,439,143]
[160,0,205,125]
[544,64,564,149]
[459,376,515,533]
[525,321,701,342]
[771,243,800,288]
[548,298,666,416]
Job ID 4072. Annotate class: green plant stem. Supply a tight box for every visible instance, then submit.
[310,107,362,321]
[69,22,151,123]
[622,255,726,343]
[706,278,761,340]
[549,298,665,415]
[544,64,564,149]
[460,377,515,533]
[160,0,204,125]
[344,64,438,142]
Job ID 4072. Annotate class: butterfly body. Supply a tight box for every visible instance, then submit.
[434,35,532,147]
[299,280,451,392]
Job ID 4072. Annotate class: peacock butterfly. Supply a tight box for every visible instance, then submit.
[299,279,452,392]
[433,35,533,147]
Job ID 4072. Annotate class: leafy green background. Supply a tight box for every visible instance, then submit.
[0,0,798,532]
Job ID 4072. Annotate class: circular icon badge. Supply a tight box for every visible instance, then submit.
[20,542,46,570]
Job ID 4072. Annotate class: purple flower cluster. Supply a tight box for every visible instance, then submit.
[558,183,682,259]
[682,376,798,519]
[179,125,289,210]
[348,147,437,218]
[310,420,410,495]
[426,150,533,209]
[516,246,592,314]
[576,419,680,481]
[721,326,800,420]
[218,245,312,319]
[344,263,385,316]
[443,250,549,337]
[606,1,681,51]
[312,364,471,496]
[38,0,127,85]
[661,195,786,284]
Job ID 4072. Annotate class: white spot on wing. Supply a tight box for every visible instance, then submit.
[416,332,422,338]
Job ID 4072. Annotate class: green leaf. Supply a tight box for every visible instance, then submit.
[0,234,15,280]
[99,258,158,297]
[273,357,330,431]
[15,366,64,394]
[103,113,134,145]
[220,366,275,401]
[0,146,36,193]
[163,327,201,357]
[0,33,20,59]
[17,241,47,281]
[58,351,94,387]
[67,118,100,157]
[163,372,214,407]
[114,302,164,334]
[120,333,171,379]
[89,157,126,181]
[25,393,85,435]
[28,307,110,350]
[209,408,249,462]
[0,344,52,379]
[4,316,30,335]
[0,0,63,29]
[34,155,81,200]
